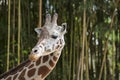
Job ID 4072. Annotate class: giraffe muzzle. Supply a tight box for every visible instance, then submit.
[29,53,39,61]
[29,46,44,61]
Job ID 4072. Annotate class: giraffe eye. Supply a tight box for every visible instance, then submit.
[51,35,58,39]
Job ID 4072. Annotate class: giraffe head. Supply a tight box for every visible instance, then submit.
[29,13,67,61]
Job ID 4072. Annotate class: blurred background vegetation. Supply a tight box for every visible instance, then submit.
[0,0,120,80]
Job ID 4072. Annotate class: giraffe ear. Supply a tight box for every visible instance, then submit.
[61,23,67,34]
[34,28,42,35]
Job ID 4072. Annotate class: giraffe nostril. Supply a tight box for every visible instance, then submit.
[34,50,38,53]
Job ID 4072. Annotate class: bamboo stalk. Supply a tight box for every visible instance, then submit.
[7,0,11,71]
[80,0,86,79]
[27,0,30,46]
[86,31,89,80]
[98,8,116,80]
[12,0,15,65]
[112,30,115,80]
[17,0,21,65]
[77,17,82,80]
[72,19,75,80]
[69,17,73,80]
[77,0,87,79]
[38,0,42,27]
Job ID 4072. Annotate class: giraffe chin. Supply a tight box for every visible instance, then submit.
[29,54,39,61]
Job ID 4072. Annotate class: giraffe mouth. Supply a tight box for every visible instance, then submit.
[29,51,54,61]
[29,46,60,61]
[29,54,39,61]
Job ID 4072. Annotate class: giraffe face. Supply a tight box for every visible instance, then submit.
[29,13,67,61]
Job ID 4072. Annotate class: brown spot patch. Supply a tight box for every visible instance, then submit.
[18,69,26,80]
[60,39,62,44]
[25,61,31,67]
[13,73,18,80]
[28,64,34,69]
[50,53,53,56]
[6,76,11,80]
[49,60,54,67]
[57,41,59,44]
[28,68,36,77]
[60,46,63,49]
[38,66,50,78]
[19,67,24,72]
[43,55,49,63]
[0,60,31,79]
[31,78,35,80]
[56,45,60,49]
[10,70,17,75]
[46,49,51,52]
[53,56,57,61]
[36,57,41,66]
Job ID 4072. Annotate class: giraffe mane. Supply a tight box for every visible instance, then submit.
[0,59,31,79]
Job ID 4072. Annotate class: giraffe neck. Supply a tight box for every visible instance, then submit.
[33,51,61,80]
[0,52,61,80]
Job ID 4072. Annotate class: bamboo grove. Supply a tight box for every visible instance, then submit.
[0,0,120,80]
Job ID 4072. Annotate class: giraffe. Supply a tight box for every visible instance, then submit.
[0,13,67,80]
